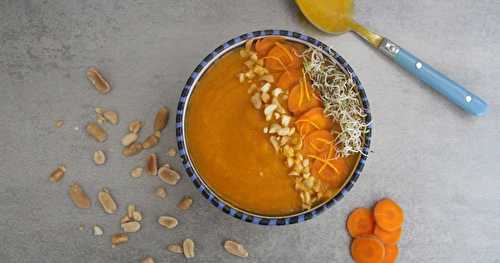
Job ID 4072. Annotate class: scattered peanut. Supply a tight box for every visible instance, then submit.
[87,68,111,94]
[224,240,249,258]
[155,186,167,199]
[98,188,117,214]
[154,106,169,131]
[93,225,104,236]
[49,165,66,183]
[177,196,193,211]
[121,133,138,146]
[128,120,143,134]
[54,120,64,128]
[131,167,143,178]
[166,147,177,157]
[158,165,180,185]
[121,221,141,233]
[167,244,183,254]
[93,150,106,165]
[145,153,158,176]
[122,143,143,157]
[183,239,195,258]
[111,233,128,247]
[68,183,91,209]
[86,122,107,142]
[132,211,143,222]
[143,134,159,149]
[103,110,119,125]
[158,216,178,229]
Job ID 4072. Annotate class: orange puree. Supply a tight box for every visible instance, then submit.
[186,48,302,216]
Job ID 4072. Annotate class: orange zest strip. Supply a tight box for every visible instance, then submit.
[307,155,340,175]
[298,79,304,107]
[302,69,311,101]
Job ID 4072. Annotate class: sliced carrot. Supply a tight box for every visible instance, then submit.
[374,198,405,232]
[374,226,402,245]
[382,245,399,263]
[288,81,322,115]
[301,130,334,156]
[295,107,333,136]
[310,149,350,188]
[277,69,300,90]
[351,235,386,263]
[265,43,299,72]
[347,208,376,238]
[255,37,283,57]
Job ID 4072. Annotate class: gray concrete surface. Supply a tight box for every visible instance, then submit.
[1,0,499,262]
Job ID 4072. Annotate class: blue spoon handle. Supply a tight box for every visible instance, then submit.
[379,38,488,116]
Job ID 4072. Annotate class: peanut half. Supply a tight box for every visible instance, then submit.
[86,122,107,142]
[87,68,111,94]
[121,221,141,233]
[68,183,91,209]
[140,256,155,263]
[121,133,138,146]
[177,196,193,211]
[155,186,167,199]
[158,216,178,229]
[183,239,195,258]
[49,165,66,183]
[130,167,143,178]
[158,165,180,185]
[145,153,158,176]
[111,233,128,247]
[154,106,169,131]
[98,188,117,214]
[122,143,143,157]
[102,110,119,125]
[142,134,159,149]
[93,150,106,165]
[128,120,143,134]
[166,244,183,254]
[224,240,249,258]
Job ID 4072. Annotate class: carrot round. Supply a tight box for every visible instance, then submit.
[301,130,334,156]
[295,107,333,136]
[374,226,402,245]
[277,69,300,90]
[265,43,299,71]
[347,208,375,238]
[255,37,283,57]
[310,146,350,188]
[288,80,321,115]
[382,245,399,263]
[374,199,404,232]
[351,235,385,263]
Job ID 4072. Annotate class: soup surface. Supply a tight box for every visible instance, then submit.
[186,39,361,216]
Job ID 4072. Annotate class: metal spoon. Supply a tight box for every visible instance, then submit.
[295,0,488,116]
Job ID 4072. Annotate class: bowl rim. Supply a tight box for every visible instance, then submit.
[175,29,372,226]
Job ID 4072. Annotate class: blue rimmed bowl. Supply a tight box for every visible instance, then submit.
[176,30,372,225]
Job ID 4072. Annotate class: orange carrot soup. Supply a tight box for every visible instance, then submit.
[186,37,367,216]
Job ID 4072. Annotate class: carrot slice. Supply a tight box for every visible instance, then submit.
[301,130,334,156]
[351,235,385,263]
[265,43,299,72]
[277,69,300,90]
[255,37,283,57]
[310,146,350,188]
[347,208,376,238]
[287,80,321,115]
[295,107,333,136]
[374,226,402,245]
[382,245,399,263]
[374,199,405,232]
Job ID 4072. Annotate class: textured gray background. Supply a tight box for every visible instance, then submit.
[1,0,499,262]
